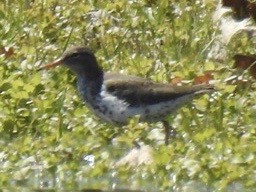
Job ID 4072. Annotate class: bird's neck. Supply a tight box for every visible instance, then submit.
[76,71,103,99]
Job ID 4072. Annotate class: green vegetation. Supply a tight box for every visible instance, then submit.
[0,0,256,191]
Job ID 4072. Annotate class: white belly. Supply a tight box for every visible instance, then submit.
[85,86,195,124]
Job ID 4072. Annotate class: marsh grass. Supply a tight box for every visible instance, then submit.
[0,1,256,191]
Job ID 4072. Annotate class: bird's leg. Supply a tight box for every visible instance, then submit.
[162,120,176,145]
[132,140,142,149]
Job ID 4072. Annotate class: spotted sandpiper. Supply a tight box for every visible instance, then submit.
[38,46,215,144]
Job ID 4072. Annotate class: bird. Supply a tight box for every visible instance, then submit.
[38,46,215,145]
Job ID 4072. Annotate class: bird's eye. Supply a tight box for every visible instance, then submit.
[71,53,80,58]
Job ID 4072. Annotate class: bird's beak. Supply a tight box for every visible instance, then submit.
[37,58,63,71]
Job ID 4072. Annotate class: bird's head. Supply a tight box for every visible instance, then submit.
[38,46,103,79]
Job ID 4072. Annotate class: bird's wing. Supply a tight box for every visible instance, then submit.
[104,73,214,107]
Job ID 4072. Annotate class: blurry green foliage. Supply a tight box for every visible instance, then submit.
[0,0,256,191]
